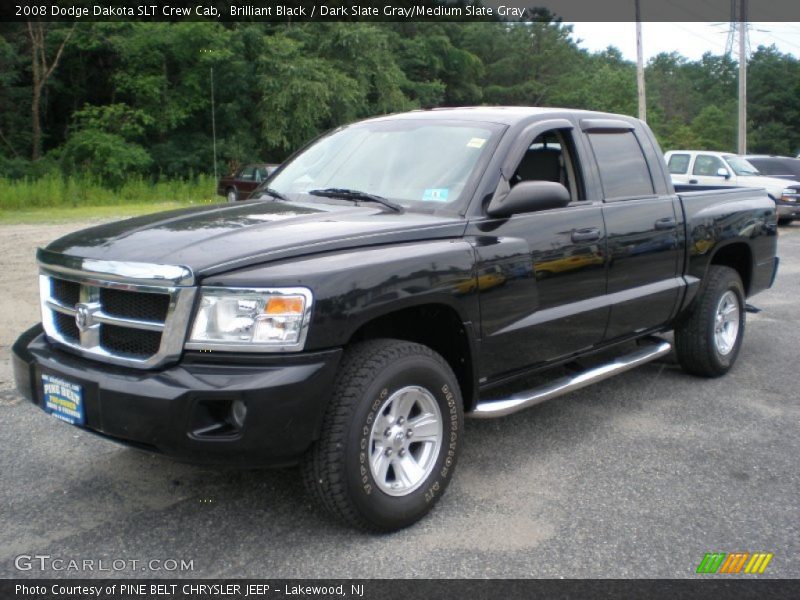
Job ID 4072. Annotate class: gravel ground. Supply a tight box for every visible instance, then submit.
[0,220,797,579]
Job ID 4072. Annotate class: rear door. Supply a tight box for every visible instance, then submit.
[581,121,682,340]
[666,152,692,184]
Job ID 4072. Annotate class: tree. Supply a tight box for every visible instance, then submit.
[60,103,152,186]
[255,31,363,154]
[1,21,799,184]
[748,45,800,155]
[692,105,736,151]
[26,22,75,159]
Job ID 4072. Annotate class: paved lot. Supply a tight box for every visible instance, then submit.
[1,220,797,579]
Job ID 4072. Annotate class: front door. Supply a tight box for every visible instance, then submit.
[470,123,609,382]
[689,153,736,187]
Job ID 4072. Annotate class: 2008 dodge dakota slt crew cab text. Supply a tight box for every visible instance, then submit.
[13,107,779,531]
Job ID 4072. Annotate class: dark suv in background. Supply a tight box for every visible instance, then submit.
[745,155,800,181]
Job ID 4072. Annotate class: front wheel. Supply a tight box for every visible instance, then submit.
[778,217,793,226]
[302,339,463,532]
[674,265,745,377]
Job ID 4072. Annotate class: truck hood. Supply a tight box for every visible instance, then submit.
[44,200,467,278]
[737,175,800,196]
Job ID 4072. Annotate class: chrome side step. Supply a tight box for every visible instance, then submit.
[469,339,672,419]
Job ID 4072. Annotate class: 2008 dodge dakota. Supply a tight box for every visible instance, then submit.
[13,107,779,531]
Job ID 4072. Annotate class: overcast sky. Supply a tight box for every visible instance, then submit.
[567,22,800,62]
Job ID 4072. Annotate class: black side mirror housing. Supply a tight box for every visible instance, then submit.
[487,181,571,218]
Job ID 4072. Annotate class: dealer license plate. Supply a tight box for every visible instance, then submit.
[41,373,85,426]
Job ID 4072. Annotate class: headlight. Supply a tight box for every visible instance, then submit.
[781,188,800,202]
[185,287,312,352]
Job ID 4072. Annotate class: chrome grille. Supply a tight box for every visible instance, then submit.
[100,323,163,357]
[52,310,80,342]
[37,249,196,369]
[52,278,80,306]
[99,287,171,322]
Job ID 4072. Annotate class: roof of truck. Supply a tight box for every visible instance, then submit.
[365,106,639,126]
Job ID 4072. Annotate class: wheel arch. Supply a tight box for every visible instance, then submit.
[708,241,753,295]
[347,303,479,412]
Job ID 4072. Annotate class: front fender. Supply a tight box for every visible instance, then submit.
[200,239,480,350]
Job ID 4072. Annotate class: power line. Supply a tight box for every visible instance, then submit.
[764,32,800,52]
[669,23,728,53]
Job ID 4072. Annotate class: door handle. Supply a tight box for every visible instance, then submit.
[571,227,601,242]
[654,217,677,231]
[689,179,698,184]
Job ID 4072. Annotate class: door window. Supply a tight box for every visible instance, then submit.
[668,153,690,174]
[511,129,584,202]
[692,155,726,176]
[238,166,257,180]
[587,132,655,199]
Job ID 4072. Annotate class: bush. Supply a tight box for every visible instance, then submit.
[60,129,152,188]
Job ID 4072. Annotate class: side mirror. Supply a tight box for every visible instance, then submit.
[487,181,571,218]
[717,167,731,179]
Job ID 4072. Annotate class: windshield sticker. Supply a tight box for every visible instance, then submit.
[467,137,487,149]
[422,188,449,202]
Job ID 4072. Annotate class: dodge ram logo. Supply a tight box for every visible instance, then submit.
[75,303,98,332]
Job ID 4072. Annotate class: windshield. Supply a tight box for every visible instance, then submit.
[265,119,503,212]
[723,155,760,176]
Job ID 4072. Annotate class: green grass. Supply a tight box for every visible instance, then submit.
[0,173,220,223]
[0,173,217,209]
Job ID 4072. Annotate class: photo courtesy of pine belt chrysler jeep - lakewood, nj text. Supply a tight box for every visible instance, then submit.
[13,107,779,531]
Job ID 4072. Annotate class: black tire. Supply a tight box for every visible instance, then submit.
[302,339,463,532]
[226,187,238,203]
[674,265,745,377]
[778,217,793,226]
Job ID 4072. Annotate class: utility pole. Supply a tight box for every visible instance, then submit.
[737,0,747,154]
[635,0,646,122]
[210,66,218,181]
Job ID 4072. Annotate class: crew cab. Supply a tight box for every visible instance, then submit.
[14,108,779,531]
[666,149,800,224]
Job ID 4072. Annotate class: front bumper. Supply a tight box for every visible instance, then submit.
[776,200,800,219]
[12,325,342,466]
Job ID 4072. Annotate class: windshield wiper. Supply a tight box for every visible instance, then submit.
[308,188,404,213]
[259,187,288,201]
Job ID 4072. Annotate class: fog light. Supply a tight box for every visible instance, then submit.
[231,400,247,429]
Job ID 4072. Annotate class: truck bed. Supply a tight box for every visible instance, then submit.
[676,184,778,304]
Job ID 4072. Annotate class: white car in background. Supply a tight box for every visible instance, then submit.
[665,150,800,225]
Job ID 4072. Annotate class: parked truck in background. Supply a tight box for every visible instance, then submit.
[14,108,778,531]
[666,150,800,225]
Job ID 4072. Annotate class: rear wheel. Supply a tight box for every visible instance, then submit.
[302,339,463,532]
[674,265,745,377]
[226,188,237,203]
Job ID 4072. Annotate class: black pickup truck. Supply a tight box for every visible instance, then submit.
[13,108,778,531]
